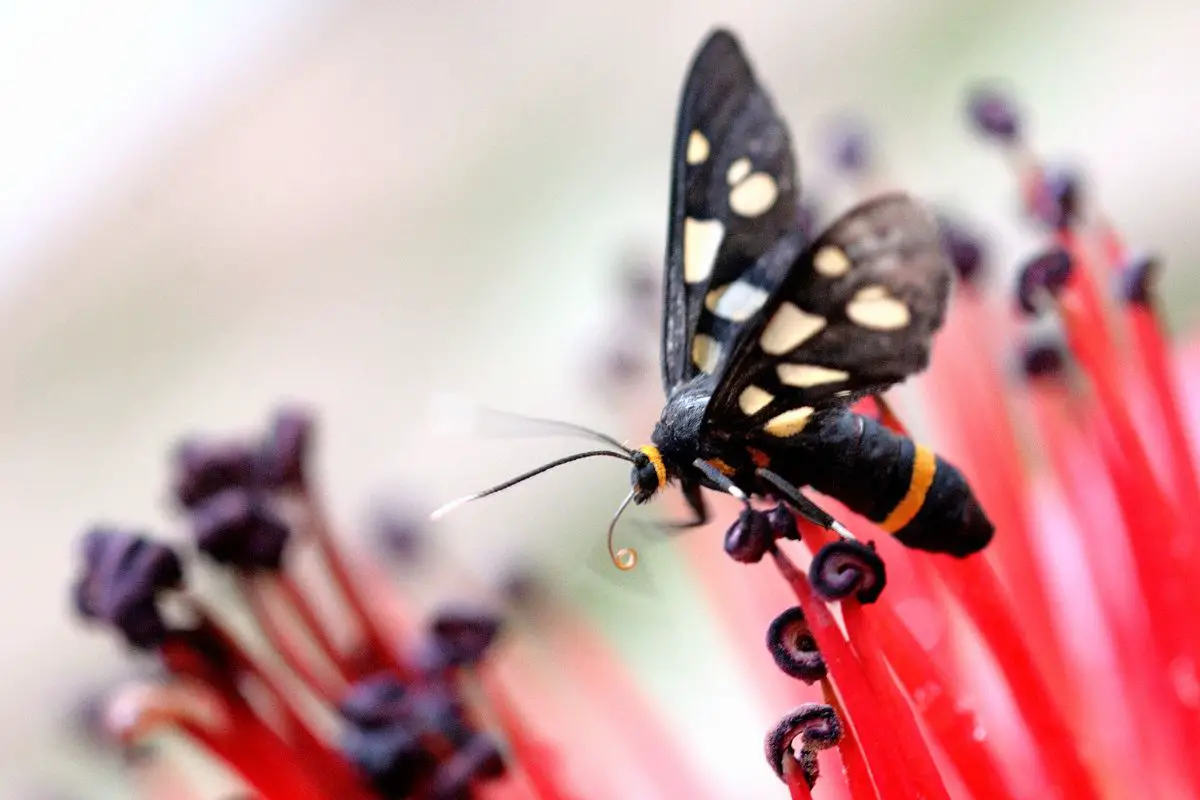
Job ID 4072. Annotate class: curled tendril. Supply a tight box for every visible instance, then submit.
[809,540,887,603]
[766,606,827,684]
[1017,248,1073,316]
[764,703,843,787]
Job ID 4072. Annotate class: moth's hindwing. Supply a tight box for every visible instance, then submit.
[661,29,800,395]
[702,193,954,442]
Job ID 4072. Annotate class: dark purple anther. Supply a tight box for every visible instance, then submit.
[724,507,773,563]
[257,406,313,491]
[937,215,987,286]
[764,703,843,788]
[1020,335,1067,380]
[430,735,507,799]
[1017,248,1073,316]
[766,606,827,684]
[827,117,871,173]
[342,723,439,799]
[808,540,887,603]
[1118,252,1160,307]
[171,438,257,510]
[1031,167,1082,229]
[767,503,798,540]
[373,506,425,564]
[190,490,291,572]
[340,673,409,730]
[967,86,1021,143]
[795,199,821,241]
[72,528,184,650]
[428,606,503,667]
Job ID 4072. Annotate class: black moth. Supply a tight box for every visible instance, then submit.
[433,29,994,572]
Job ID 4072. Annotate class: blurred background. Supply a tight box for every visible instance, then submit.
[3,1,1199,796]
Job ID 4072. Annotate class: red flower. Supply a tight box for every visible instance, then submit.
[67,82,1199,800]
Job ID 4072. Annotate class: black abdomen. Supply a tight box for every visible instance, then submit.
[774,408,994,557]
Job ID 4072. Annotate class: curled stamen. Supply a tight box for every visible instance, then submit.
[1017,247,1074,315]
[190,490,291,572]
[808,540,886,603]
[429,605,503,668]
[966,85,1021,143]
[73,528,184,650]
[1020,333,1068,381]
[937,214,988,286]
[724,508,773,563]
[826,115,871,173]
[1031,166,1082,230]
[766,607,827,684]
[1117,251,1161,307]
[764,703,843,787]
[257,406,314,491]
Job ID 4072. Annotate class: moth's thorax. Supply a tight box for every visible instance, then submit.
[650,378,712,471]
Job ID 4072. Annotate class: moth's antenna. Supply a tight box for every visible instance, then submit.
[607,489,638,571]
[430,449,633,521]
[430,394,634,455]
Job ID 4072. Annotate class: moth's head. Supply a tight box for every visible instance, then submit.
[631,445,667,504]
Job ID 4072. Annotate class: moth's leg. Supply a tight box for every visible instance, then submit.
[659,480,710,530]
[756,468,855,540]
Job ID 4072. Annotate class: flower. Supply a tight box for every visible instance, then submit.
[66,86,1199,800]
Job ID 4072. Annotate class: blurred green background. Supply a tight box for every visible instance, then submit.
[3,1,1199,796]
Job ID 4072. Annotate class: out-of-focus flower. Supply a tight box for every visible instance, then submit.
[67,86,1200,800]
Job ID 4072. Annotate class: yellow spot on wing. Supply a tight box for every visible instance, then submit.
[776,364,850,388]
[760,302,827,355]
[763,407,814,437]
[879,444,937,533]
[692,333,723,373]
[683,218,725,283]
[814,246,852,277]
[705,280,769,322]
[729,173,779,218]
[726,157,752,185]
[846,285,911,330]
[686,130,710,165]
[738,385,774,415]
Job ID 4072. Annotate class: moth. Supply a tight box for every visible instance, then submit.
[433,29,994,570]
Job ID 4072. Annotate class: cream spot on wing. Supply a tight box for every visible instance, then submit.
[738,385,774,416]
[760,302,827,355]
[777,364,851,388]
[705,280,770,322]
[686,130,710,165]
[726,157,752,185]
[683,218,725,283]
[763,407,815,437]
[691,333,722,373]
[846,285,911,330]
[728,173,779,218]
[814,246,852,278]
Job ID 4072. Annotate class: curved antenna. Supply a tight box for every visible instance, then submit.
[430,449,633,521]
[607,489,638,571]
[431,395,633,455]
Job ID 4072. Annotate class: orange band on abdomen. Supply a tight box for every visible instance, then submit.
[879,444,937,534]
